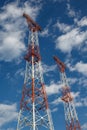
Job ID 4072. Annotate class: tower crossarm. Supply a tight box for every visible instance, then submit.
[23,13,41,32]
[53,56,66,73]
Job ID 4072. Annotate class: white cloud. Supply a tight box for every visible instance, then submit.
[15,68,25,77]
[67,3,76,18]
[51,107,58,113]
[7,128,15,130]
[82,98,87,106]
[0,32,25,61]
[25,0,43,5]
[46,82,61,96]
[40,19,52,37]
[55,4,87,53]
[74,96,87,107]
[65,59,87,76]
[78,77,87,87]
[0,103,18,127]
[0,1,41,62]
[75,101,83,107]
[78,16,87,27]
[1,128,15,130]
[68,77,78,85]
[64,60,87,86]
[75,61,87,76]
[71,92,80,99]
[67,62,76,71]
[82,123,87,130]
[58,0,87,54]
[42,63,56,74]
[54,21,72,33]
[53,0,65,3]
[40,28,49,37]
[55,27,87,53]
[51,97,62,105]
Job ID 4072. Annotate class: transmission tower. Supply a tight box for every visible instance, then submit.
[17,13,54,130]
[53,56,81,130]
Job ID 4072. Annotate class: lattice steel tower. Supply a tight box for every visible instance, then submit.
[53,56,81,130]
[17,13,54,130]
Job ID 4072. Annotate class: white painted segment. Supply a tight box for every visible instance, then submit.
[33,102,36,130]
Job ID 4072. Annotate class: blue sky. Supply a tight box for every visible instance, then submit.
[0,0,87,130]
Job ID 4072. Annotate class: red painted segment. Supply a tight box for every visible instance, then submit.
[24,45,41,62]
[41,83,49,109]
[61,87,73,102]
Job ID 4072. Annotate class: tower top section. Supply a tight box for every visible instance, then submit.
[53,56,66,73]
[23,13,41,32]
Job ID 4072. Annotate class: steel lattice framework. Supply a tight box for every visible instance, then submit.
[53,56,81,130]
[17,13,54,130]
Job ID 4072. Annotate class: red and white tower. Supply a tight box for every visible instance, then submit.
[17,13,54,130]
[53,56,81,130]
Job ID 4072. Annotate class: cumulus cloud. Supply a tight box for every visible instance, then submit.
[55,2,87,53]
[67,62,76,72]
[0,103,18,127]
[70,91,87,107]
[0,1,41,62]
[40,19,52,37]
[54,21,72,33]
[75,61,87,76]
[66,3,76,18]
[71,92,80,99]
[78,77,87,87]
[51,97,62,105]
[56,27,87,53]
[15,68,25,77]
[65,60,87,76]
[78,16,87,27]
[42,63,57,74]
[75,97,87,107]
[46,82,61,96]
[82,123,87,130]
[53,0,65,3]
[51,107,58,113]
[40,28,49,37]
[67,77,78,85]
[7,128,15,130]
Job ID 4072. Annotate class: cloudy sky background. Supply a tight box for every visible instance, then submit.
[0,0,87,129]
